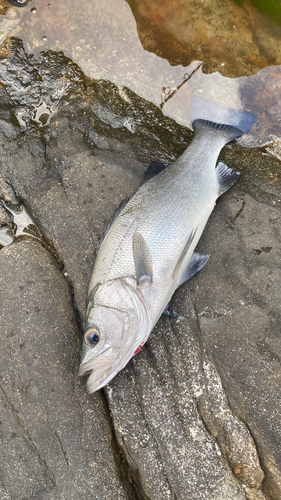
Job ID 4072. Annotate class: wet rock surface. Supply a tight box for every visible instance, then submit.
[0,40,280,499]
[1,0,281,149]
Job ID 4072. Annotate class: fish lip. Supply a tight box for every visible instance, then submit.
[85,357,127,394]
[86,370,117,393]
[79,343,131,393]
[78,345,114,377]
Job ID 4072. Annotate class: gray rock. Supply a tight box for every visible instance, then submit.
[195,191,281,499]
[0,39,280,499]
[0,239,132,499]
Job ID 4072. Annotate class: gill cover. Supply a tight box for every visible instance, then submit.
[79,277,149,393]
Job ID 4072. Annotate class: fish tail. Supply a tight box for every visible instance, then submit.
[190,95,257,142]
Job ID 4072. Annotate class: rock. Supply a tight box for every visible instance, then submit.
[106,322,257,499]
[195,191,281,498]
[198,359,264,490]
[0,38,193,313]
[105,195,269,498]
[0,39,280,499]
[0,239,132,499]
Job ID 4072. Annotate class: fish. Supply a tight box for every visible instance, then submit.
[79,95,257,394]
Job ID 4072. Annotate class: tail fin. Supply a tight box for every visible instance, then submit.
[191,96,257,141]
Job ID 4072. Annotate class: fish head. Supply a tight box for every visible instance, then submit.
[79,278,148,393]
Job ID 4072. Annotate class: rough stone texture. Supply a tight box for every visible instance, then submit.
[106,325,257,500]
[106,185,281,499]
[195,192,281,499]
[0,40,280,499]
[0,239,132,499]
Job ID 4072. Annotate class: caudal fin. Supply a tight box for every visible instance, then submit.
[191,96,257,141]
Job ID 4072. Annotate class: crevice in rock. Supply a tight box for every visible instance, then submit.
[101,388,145,500]
[190,292,266,496]
[0,189,84,337]
[226,194,246,230]
[230,415,268,497]
[54,430,69,467]
[141,339,163,377]
[6,182,85,336]
[67,278,84,336]
[0,383,56,491]
[104,371,178,500]
[190,287,215,366]
[126,361,181,500]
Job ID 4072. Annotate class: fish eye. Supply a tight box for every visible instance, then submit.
[84,328,100,346]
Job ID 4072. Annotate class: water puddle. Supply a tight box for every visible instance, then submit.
[0,0,280,210]
[0,0,280,150]
[0,201,41,247]
[0,178,42,247]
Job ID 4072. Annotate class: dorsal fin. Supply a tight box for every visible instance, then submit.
[132,232,153,285]
[142,162,169,184]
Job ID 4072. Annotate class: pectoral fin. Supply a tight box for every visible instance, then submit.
[216,162,240,196]
[179,252,209,286]
[172,227,197,279]
[133,232,153,285]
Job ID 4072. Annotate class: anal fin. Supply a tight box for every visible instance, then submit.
[179,252,209,286]
[216,162,240,196]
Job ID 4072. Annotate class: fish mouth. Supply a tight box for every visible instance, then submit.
[78,345,114,376]
[78,345,121,393]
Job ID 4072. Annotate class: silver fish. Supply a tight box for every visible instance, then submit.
[79,96,256,394]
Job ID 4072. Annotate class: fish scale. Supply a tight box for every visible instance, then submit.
[90,130,222,301]
[80,96,257,394]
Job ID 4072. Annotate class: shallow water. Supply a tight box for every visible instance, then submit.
[0,0,281,151]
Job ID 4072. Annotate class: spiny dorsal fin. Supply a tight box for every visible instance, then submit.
[142,162,169,184]
[132,232,153,285]
[216,162,240,196]
[172,227,197,279]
